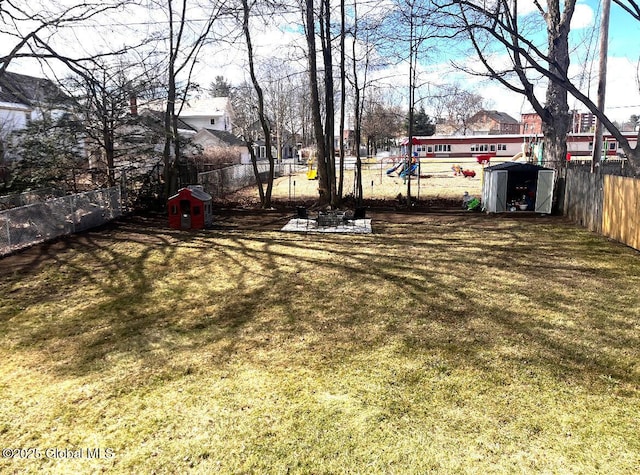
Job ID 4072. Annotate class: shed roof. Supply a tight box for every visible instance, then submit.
[484,162,551,172]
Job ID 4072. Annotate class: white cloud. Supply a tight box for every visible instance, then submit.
[571,3,595,29]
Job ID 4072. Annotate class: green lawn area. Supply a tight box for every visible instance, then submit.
[1,211,639,474]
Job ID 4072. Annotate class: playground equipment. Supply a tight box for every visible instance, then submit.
[386,161,404,175]
[476,154,493,165]
[306,156,317,180]
[399,162,418,178]
[386,156,418,177]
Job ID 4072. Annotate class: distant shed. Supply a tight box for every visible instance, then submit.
[482,162,555,214]
[168,186,213,230]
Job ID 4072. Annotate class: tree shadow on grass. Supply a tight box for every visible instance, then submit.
[1,212,639,396]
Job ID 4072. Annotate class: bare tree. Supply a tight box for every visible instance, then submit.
[361,97,404,155]
[63,56,164,187]
[431,83,484,135]
[384,0,441,207]
[346,2,392,204]
[612,0,640,20]
[338,0,347,200]
[153,0,224,198]
[231,80,266,204]
[436,2,573,176]
[0,1,134,77]
[303,0,336,206]
[240,0,276,208]
[440,0,640,177]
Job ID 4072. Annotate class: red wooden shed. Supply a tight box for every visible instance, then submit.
[168,186,213,230]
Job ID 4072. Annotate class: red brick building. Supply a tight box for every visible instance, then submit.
[520,113,543,134]
[468,110,521,135]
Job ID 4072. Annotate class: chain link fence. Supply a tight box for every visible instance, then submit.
[0,187,122,257]
[197,162,277,198]
[0,188,66,211]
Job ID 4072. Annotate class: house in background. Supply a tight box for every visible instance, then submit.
[246,118,299,161]
[521,110,609,135]
[0,71,70,158]
[178,97,234,133]
[571,111,596,133]
[520,112,542,135]
[190,128,250,164]
[467,110,520,135]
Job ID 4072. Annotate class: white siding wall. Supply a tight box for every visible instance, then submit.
[0,106,30,136]
[180,114,230,132]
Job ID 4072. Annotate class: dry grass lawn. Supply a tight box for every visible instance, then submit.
[235,157,485,203]
[0,209,639,474]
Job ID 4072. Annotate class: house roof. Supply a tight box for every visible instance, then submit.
[0,71,69,107]
[472,110,520,124]
[200,128,245,147]
[141,109,197,131]
[179,97,230,117]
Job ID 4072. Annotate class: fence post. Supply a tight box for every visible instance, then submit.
[116,186,123,217]
[69,194,76,234]
[120,171,127,214]
[5,218,10,249]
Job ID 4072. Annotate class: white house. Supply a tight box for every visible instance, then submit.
[178,97,234,133]
[0,71,69,133]
[0,71,70,159]
[190,128,250,164]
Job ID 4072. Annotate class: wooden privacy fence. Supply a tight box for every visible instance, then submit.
[565,168,640,250]
[602,175,640,250]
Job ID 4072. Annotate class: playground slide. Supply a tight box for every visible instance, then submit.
[386,162,403,175]
[399,163,418,178]
[511,151,524,162]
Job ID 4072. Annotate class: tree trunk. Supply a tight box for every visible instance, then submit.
[247,141,265,204]
[337,0,346,201]
[322,0,336,206]
[242,0,274,208]
[352,47,363,204]
[544,0,571,165]
[542,0,573,210]
[305,0,329,205]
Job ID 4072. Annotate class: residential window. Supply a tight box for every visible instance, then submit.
[210,118,215,125]
[608,141,617,151]
[490,144,496,152]
[434,144,451,152]
[497,144,507,151]
[427,146,433,153]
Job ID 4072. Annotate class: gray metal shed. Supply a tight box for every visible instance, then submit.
[482,162,555,214]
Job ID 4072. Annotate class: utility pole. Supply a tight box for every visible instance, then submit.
[591,0,611,172]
